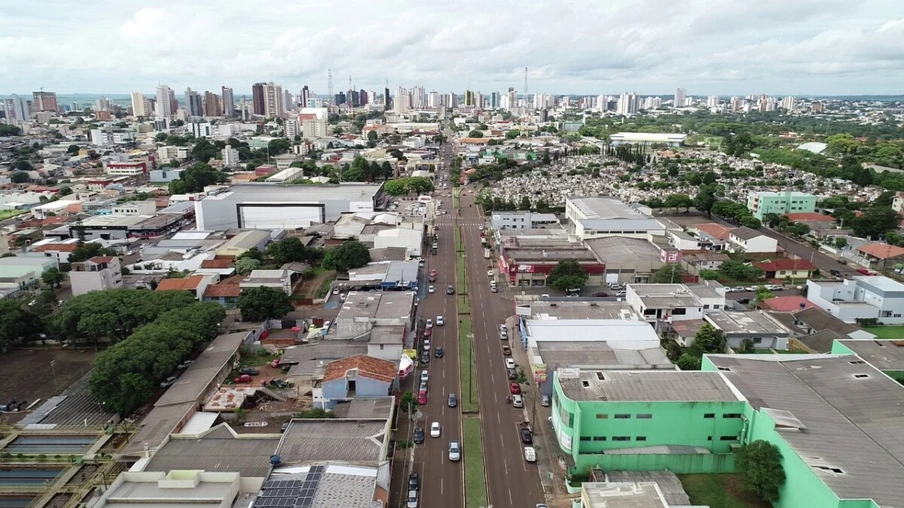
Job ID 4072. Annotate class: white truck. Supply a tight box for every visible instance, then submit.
[484,247,491,259]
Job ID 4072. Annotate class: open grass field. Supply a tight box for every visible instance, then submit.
[679,474,771,508]
[865,326,904,340]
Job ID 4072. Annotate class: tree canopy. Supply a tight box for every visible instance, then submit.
[735,440,786,502]
[322,240,371,272]
[168,162,226,194]
[267,237,318,265]
[546,259,589,291]
[68,242,118,263]
[238,286,294,322]
[382,177,435,196]
[651,264,685,283]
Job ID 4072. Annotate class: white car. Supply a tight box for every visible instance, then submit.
[421,370,429,383]
[428,285,435,294]
[487,270,494,277]
[430,422,441,438]
[423,339,431,351]
[332,288,340,295]
[505,358,516,369]
[436,315,444,326]
[426,319,433,329]
[524,446,536,463]
[512,394,523,408]
[448,441,461,461]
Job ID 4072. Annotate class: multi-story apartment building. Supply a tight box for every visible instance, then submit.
[70,256,123,296]
[746,191,817,220]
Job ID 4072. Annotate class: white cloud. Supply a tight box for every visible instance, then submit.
[1,0,903,95]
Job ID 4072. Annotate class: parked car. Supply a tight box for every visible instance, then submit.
[408,473,419,491]
[426,319,433,328]
[430,422,441,438]
[510,382,521,395]
[540,395,551,407]
[239,367,259,375]
[177,360,194,369]
[423,339,431,351]
[233,374,253,384]
[615,291,626,297]
[508,368,518,380]
[417,390,427,405]
[524,446,536,463]
[520,427,533,444]
[448,441,461,461]
[413,427,425,444]
[502,345,511,356]
[406,489,418,508]
[505,358,516,369]
[448,393,457,408]
[512,394,523,407]
[420,370,429,383]
[428,275,436,283]
[420,352,430,364]
[591,291,607,297]
[269,379,293,389]
[424,327,433,338]
[436,315,444,326]
[487,269,494,277]
[428,285,435,294]
[160,376,177,388]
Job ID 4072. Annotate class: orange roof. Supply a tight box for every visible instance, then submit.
[323,355,397,384]
[203,275,243,298]
[459,138,490,144]
[784,212,834,222]
[760,296,815,312]
[857,243,904,259]
[695,223,734,241]
[201,259,234,269]
[156,275,204,292]
[752,258,816,271]
[89,256,114,263]
[34,243,79,253]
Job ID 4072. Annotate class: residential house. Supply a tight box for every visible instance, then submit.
[315,355,398,409]
[214,230,272,258]
[198,258,236,277]
[28,241,80,263]
[681,252,730,275]
[70,256,123,296]
[666,230,702,251]
[156,274,219,300]
[703,310,791,350]
[854,243,904,271]
[728,226,778,253]
[691,223,732,251]
[752,258,815,281]
[239,268,303,296]
[806,276,904,324]
[625,283,705,331]
[202,275,244,308]
[767,306,876,353]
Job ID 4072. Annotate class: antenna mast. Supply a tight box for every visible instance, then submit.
[523,66,529,111]
[327,68,333,106]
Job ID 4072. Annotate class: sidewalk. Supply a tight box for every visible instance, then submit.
[504,318,573,508]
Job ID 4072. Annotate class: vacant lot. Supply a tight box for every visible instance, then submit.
[865,326,904,340]
[679,474,771,508]
[654,212,715,227]
[0,348,98,404]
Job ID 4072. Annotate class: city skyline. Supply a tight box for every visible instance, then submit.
[3,0,904,95]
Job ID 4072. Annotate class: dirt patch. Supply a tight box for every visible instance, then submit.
[0,348,97,405]
[297,270,336,300]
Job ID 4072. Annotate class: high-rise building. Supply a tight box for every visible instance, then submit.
[285,118,300,139]
[707,95,719,108]
[300,86,311,109]
[490,92,500,109]
[674,87,686,108]
[131,92,148,117]
[464,90,475,107]
[251,83,266,116]
[223,147,240,168]
[616,92,638,116]
[359,89,368,106]
[156,84,175,120]
[506,88,517,112]
[5,95,28,123]
[394,88,408,114]
[781,96,795,112]
[32,91,58,112]
[335,92,346,105]
[383,87,391,108]
[263,82,284,117]
[203,91,222,117]
[428,91,439,108]
[221,87,234,117]
[185,88,203,117]
[730,96,742,113]
[284,89,294,111]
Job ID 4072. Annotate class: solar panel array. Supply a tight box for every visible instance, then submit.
[255,468,326,508]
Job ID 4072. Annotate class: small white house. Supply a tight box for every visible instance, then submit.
[728,227,778,253]
[806,276,904,325]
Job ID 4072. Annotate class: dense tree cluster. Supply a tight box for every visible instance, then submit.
[735,440,786,502]
[89,301,226,414]
[670,323,727,371]
[168,162,227,194]
[238,286,294,322]
[322,240,371,272]
[546,259,589,291]
[382,176,435,196]
[711,200,762,229]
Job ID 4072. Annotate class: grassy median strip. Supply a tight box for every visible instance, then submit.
[458,317,478,413]
[457,253,468,295]
[458,294,470,315]
[463,416,488,508]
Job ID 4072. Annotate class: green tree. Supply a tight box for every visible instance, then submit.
[10,171,29,183]
[0,298,40,351]
[852,207,899,239]
[172,162,226,193]
[68,243,118,263]
[688,323,727,357]
[754,287,775,306]
[237,247,264,262]
[238,286,294,322]
[735,440,786,502]
[664,193,694,212]
[322,240,371,272]
[546,259,589,291]
[235,257,261,275]
[58,186,73,196]
[41,267,65,289]
[694,185,718,217]
[826,133,860,156]
[834,237,848,249]
[267,237,312,264]
[191,139,220,162]
[676,353,701,371]
[15,160,33,171]
[467,130,484,138]
[651,264,684,283]
[66,144,80,155]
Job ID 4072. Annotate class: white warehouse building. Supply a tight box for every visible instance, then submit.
[194,183,386,230]
[609,132,687,147]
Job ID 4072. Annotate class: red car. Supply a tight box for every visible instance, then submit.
[234,374,253,384]
[424,327,433,337]
[418,390,428,405]
[510,382,521,395]
[430,269,437,276]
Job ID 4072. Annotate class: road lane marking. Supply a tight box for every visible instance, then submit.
[441,478,443,496]
[508,488,513,504]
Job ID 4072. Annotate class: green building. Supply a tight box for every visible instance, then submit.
[746,190,817,220]
[552,353,904,508]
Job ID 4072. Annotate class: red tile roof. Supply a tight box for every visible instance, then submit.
[695,223,734,240]
[760,296,815,312]
[33,243,79,253]
[784,212,834,222]
[156,275,203,292]
[752,258,816,272]
[857,243,904,259]
[323,355,397,384]
[203,275,243,298]
[89,256,114,264]
[201,258,234,269]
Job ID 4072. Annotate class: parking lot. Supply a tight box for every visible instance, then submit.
[0,349,98,416]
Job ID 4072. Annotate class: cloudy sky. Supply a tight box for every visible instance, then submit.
[3,0,904,96]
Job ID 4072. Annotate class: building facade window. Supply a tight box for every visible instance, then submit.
[612,436,630,441]
[614,414,630,419]
[636,414,652,419]
[723,413,742,419]
[703,413,715,419]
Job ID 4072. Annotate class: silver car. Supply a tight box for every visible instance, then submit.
[449,440,461,461]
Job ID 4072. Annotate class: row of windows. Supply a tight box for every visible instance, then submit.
[580,436,645,442]
[704,413,743,419]
[595,413,653,419]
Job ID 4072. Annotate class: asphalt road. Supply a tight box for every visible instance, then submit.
[754,226,862,277]
[456,188,546,507]
[411,153,463,508]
